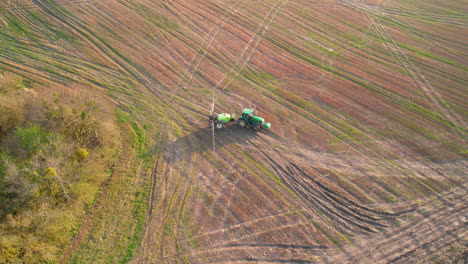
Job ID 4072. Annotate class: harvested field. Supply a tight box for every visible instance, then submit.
[0,0,466,263]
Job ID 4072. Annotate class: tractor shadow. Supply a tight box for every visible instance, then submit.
[160,125,258,163]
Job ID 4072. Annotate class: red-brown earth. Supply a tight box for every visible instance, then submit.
[0,0,466,263]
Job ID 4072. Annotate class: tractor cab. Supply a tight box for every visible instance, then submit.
[241,108,254,119]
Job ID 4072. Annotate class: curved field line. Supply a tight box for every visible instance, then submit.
[327,185,467,263]
[0,0,92,12]
[177,224,326,262]
[250,136,413,237]
[190,210,301,240]
[220,243,329,250]
[0,37,133,88]
[175,0,244,87]
[217,0,289,90]
[30,0,163,92]
[239,69,456,196]
[384,7,468,26]
[346,0,466,136]
[30,0,203,118]
[84,3,183,82]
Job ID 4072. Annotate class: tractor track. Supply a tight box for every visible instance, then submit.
[325,184,467,263]
[0,38,132,88]
[384,7,468,26]
[217,0,289,90]
[30,0,216,120]
[341,0,466,137]
[1,0,466,263]
[81,2,184,86]
[0,2,136,90]
[135,155,162,263]
[255,144,399,237]
[189,210,301,242]
[175,0,244,87]
[260,74,463,195]
[261,130,465,199]
[248,133,463,246]
[30,0,165,94]
[164,141,326,263]
[259,0,467,152]
[132,121,205,263]
[109,0,245,93]
[156,0,295,97]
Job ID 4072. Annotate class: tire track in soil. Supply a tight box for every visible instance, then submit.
[150,0,289,99]
[0,38,133,91]
[106,0,242,97]
[187,160,300,244]
[244,0,465,206]
[0,3,135,86]
[191,139,381,256]
[22,2,196,262]
[30,0,202,121]
[0,0,92,12]
[171,0,336,96]
[135,155,162,263]
[80,4,221,116]
[244,75,452,203]
[81,2,190,92]
[182,224,324,261]
[384,7,468,26]
[0,53,131,109]
[254,144,401,237]
[113,0,237,86]
[30,0,162,92]
[132,122,204,263]
[216,0,289,90]
[325,185,467,263]
[249,134,427,239]
[174,0,244,87]
[342,0,466,137]
[165,140,325,263]
[189,210,300,241]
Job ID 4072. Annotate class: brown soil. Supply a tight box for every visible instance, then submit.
[0,0,466,263]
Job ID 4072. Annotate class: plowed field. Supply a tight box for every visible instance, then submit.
[0,0,466,263]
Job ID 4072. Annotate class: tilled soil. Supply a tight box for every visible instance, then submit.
[0,0,466,263]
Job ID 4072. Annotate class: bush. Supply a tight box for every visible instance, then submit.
[14,125,50,156]
[0,106,19,138]
[0,158,35,218]
[0,72,119,263]
[73,148,88,162]
[43,99,102,148]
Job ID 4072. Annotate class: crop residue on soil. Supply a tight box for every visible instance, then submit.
[0,0,466,263]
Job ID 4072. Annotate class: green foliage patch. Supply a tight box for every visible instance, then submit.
[0,73,120,263]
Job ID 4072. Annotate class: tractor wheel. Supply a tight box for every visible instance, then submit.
[238,119,247,128]
[252,124,260,132]
[216,123,223,129]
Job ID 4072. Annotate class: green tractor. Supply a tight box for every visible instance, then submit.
[237,108,271,132]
